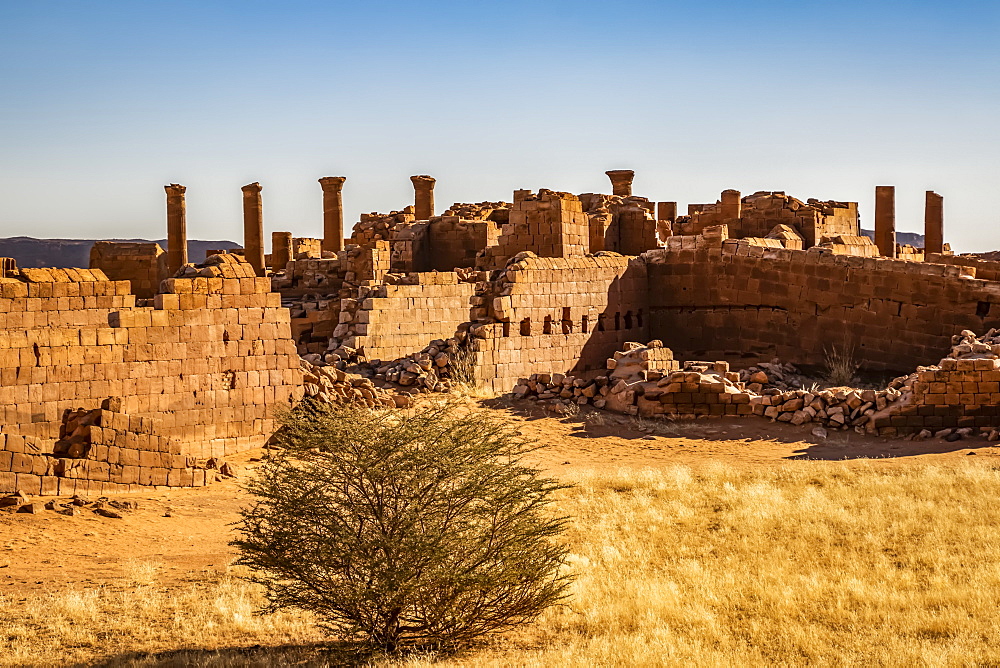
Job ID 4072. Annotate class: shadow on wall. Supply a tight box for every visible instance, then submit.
[569,265,651,379]
[644,245,1000,375]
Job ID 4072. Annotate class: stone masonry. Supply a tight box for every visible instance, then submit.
[7,171,987,494]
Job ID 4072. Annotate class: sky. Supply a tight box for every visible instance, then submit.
[1,0,998,252]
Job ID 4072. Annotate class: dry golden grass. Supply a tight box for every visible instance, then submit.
[6,461,1000,666]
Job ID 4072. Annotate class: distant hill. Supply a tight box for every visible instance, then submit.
[0,237,241,269]
[860,229,925,247]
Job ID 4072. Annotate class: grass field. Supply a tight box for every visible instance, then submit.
[5,460,1000,666]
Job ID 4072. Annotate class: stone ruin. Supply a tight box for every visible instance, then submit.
[3,169,998,501]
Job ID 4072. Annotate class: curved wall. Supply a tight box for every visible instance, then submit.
[646,241,1000,373]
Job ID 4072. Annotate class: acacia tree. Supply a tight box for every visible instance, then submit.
[232,401,572,652]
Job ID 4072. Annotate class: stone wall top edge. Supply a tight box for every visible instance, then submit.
[644,241,1000,285]
[16,268,112,283]
[513,254,634,271]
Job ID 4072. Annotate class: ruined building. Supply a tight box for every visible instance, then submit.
[3,167,997,497]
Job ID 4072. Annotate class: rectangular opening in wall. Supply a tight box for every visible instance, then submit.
[978,301,992,318]
[543,315,553,335]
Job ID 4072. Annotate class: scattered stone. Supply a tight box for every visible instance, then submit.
[16,502,44,514]
[94,507,123,519]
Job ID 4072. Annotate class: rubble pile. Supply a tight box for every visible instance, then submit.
[369,336,469,392]
[351,209,416,245]
[441,201,511,221]
[304,333,471,397]
[749,386,900,430]
[298,358,405,409]
[171,252,257,279]
[513,341,679,410]
[512,341,907,433]
[738,360,818,392]
[0,491,142,517]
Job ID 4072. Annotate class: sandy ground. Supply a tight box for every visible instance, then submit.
[4,401,999,599]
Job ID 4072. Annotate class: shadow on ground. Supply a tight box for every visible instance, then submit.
[87,642,390,668]
[484,397,1000,462]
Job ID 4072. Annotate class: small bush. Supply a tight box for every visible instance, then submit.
[232,402,571,653]
[447,342,478,391]
[824,343,859,386]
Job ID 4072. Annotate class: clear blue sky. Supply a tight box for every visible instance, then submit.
[1,0,998,252]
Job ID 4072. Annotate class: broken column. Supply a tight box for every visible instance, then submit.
[720,189,742,220]
[319,176,346,254]
[164,183,187,276]
[605,170,635,197]
[410,175,436,221]
[242,182,265,277]
[875,186,896,258]
[924,190,944,256]
[271,231,292,271]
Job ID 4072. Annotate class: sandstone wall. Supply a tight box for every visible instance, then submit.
[481,190,589,269]
[1,261,303,459]
[927,254,1000,282]
[345,273,477,362]
[471,254,649,393]
[89,241,165,299]
[646,241,1000,373]
[427,217,499,271]
[682,192,858,249]
[874,357,1000,435]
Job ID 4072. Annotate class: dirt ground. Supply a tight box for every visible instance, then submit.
[4,401,999,599]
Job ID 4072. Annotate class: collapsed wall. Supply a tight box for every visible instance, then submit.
[337,272,477,361]
[680,191,859,248]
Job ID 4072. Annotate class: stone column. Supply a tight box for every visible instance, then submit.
[164,183,187,276]
[410,175,436,220]
[271,231,292,272]
[875,185,896,258]
[319,176,346,254]
[657,201,677,223]
[924,191,944,256]
[241,182,265,277]
[720,189,742,220]
[605,170,635,197]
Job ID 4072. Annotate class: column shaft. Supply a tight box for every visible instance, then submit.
[319,177,346,253]
[165,184,188,276]
[924,191,944,256]
[271,231,292,271]
[411,175,436,220]
[720,189,741,220]
[242,182,265,277]
[875,186,896,258]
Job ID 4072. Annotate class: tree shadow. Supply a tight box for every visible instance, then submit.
[86,642,383,668]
